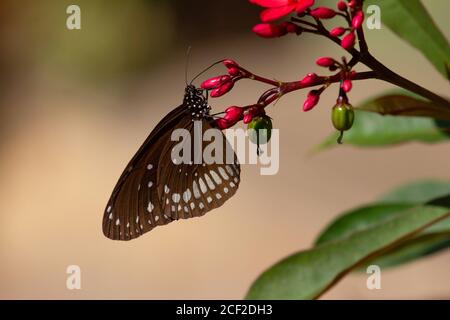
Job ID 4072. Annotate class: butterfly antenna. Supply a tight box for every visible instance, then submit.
[190,59,226,85]
[185,46,192,86]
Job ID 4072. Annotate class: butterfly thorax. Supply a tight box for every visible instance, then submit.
[184,85,211,120]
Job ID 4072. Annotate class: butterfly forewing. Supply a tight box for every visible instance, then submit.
[103,85,240,241]
[103,104,186,240]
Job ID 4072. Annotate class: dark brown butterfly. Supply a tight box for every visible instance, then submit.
[103,84,240,240]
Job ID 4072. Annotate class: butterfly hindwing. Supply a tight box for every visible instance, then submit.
[157,118,240,221]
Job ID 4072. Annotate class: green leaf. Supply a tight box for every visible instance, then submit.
[380,180,450,204]
[361,233,450,270]
[374,0,450,79]
[356,94,450,121]
[316,110,450,151]
[315,204,415,245]
[245,206,449,300]
[315,181,450,270]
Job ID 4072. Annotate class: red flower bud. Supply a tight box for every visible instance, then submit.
[224,106,244,122]
[310,7,337,19]
[316,57,336,67]
[252,23,287,38]
[300,73,320,86]
[243,105,265,124]
[337,1,347,11]
[341,79,353,92]
[243,113,253,124]
[210,81,234,97]
[201,75,231,90]
[341,31,356,49]
[303,90,321,112]
[352,11,364,29]
[330,27,346,37]
[223,59,239,69]
[228,67,240,76]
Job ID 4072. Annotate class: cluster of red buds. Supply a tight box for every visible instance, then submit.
[199,0,368,143]
[302,56,356,111]
[251,0,364,51]
[201,59,269,130]
[201,60,243,97]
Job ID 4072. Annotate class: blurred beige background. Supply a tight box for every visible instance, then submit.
[0,0,449,299]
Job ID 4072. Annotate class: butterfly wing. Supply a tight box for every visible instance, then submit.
[102,105,187,241]
[156,118,240,221]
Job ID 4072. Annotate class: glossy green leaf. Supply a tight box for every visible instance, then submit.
[245,206,449,300]
[315,204,415,245]
[374,0,450,79]
[316,110,450,150]
[361,233,450,270]
[315,181,450,270]
[380,180,450,204]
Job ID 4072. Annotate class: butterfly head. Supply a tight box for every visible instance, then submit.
[184,85,211,120]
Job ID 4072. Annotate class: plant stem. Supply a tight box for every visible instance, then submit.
[360,53,450,109]
[255,71,377,107]
[315,20,450,109]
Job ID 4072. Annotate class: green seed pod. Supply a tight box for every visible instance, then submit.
[332,103,354,131]
[248,115,273,145]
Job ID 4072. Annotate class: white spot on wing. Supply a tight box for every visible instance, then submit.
[115,219,120,226]
[225,165,234,176]
[172,193,181,203]
[224,187,229,194]
[210,170,222,184]
[216,193,222,200]
[204,174,216,190]
[107,206,112,213]
[199,202,205,209]
[148,181,153,188]
[198,177,207,194]
[147,202,154,213]
[218,167,229,180]
[183,189,192,202]
[193,181,201,199]
[207,196,212,203]
[147,164,153,170]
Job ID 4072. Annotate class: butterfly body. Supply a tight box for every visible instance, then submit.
[103,85,240,241]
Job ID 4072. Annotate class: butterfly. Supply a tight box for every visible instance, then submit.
[103,84,241,241]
